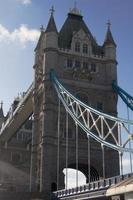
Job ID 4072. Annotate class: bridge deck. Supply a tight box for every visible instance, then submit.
[53,173,133,199]
[0,84,33,142]
[106,176,133,196]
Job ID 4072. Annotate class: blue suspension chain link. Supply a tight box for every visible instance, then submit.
[112,81,133,111]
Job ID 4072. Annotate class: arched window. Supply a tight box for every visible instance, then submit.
[75,42,80,52]
[83,43,88,54]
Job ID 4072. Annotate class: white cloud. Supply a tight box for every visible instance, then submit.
[17,0,32,5]
[0,24,40,46]
[123,158,130,168]
[122,158,133,174]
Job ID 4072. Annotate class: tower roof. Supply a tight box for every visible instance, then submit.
[45,7,58,33]
[104,21,116,47]
[58,10,97,49]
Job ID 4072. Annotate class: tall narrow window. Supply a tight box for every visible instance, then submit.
[67,59,73,68]
[75,42,80,52]
[90,63,97,72]
[75,60,81,68]
[83,43,88,54]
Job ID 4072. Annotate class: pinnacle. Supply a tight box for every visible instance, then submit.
[104,21,116,46]
[45,6,58,33]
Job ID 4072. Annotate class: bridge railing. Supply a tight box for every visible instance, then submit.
[0,83,34,135]
[53,173,133,198]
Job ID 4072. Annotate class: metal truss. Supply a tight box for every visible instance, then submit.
[51,70,133,153]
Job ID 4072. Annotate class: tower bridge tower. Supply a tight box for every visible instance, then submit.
[31,6,119,199]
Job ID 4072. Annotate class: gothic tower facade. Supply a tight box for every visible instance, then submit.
[30,7,119,199]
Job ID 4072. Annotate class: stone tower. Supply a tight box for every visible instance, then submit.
[30,6,119,199]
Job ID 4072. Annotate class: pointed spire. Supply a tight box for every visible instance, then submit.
[104,20,116,47]
[45,6,58,33]
[0,101,4,118]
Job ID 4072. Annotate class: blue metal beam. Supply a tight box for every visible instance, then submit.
[112,81,133,111]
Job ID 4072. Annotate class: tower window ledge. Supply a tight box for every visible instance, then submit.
[59,48,71,53]
[91,54,105,59]
[82,53,89,56]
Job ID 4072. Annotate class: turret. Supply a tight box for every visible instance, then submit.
[43,6,58,77]
[0,101,4,129]
[45,6,58,49]
[103,20,116,60]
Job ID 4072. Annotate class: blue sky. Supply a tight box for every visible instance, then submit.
[0,0,133,186]
[0,0,133,118]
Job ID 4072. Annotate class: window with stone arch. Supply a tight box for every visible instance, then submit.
[83,43,88,54]
[75,41,80,52]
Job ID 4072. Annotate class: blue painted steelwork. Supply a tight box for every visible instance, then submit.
[50,69,133,153]
[112,81,133,111]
